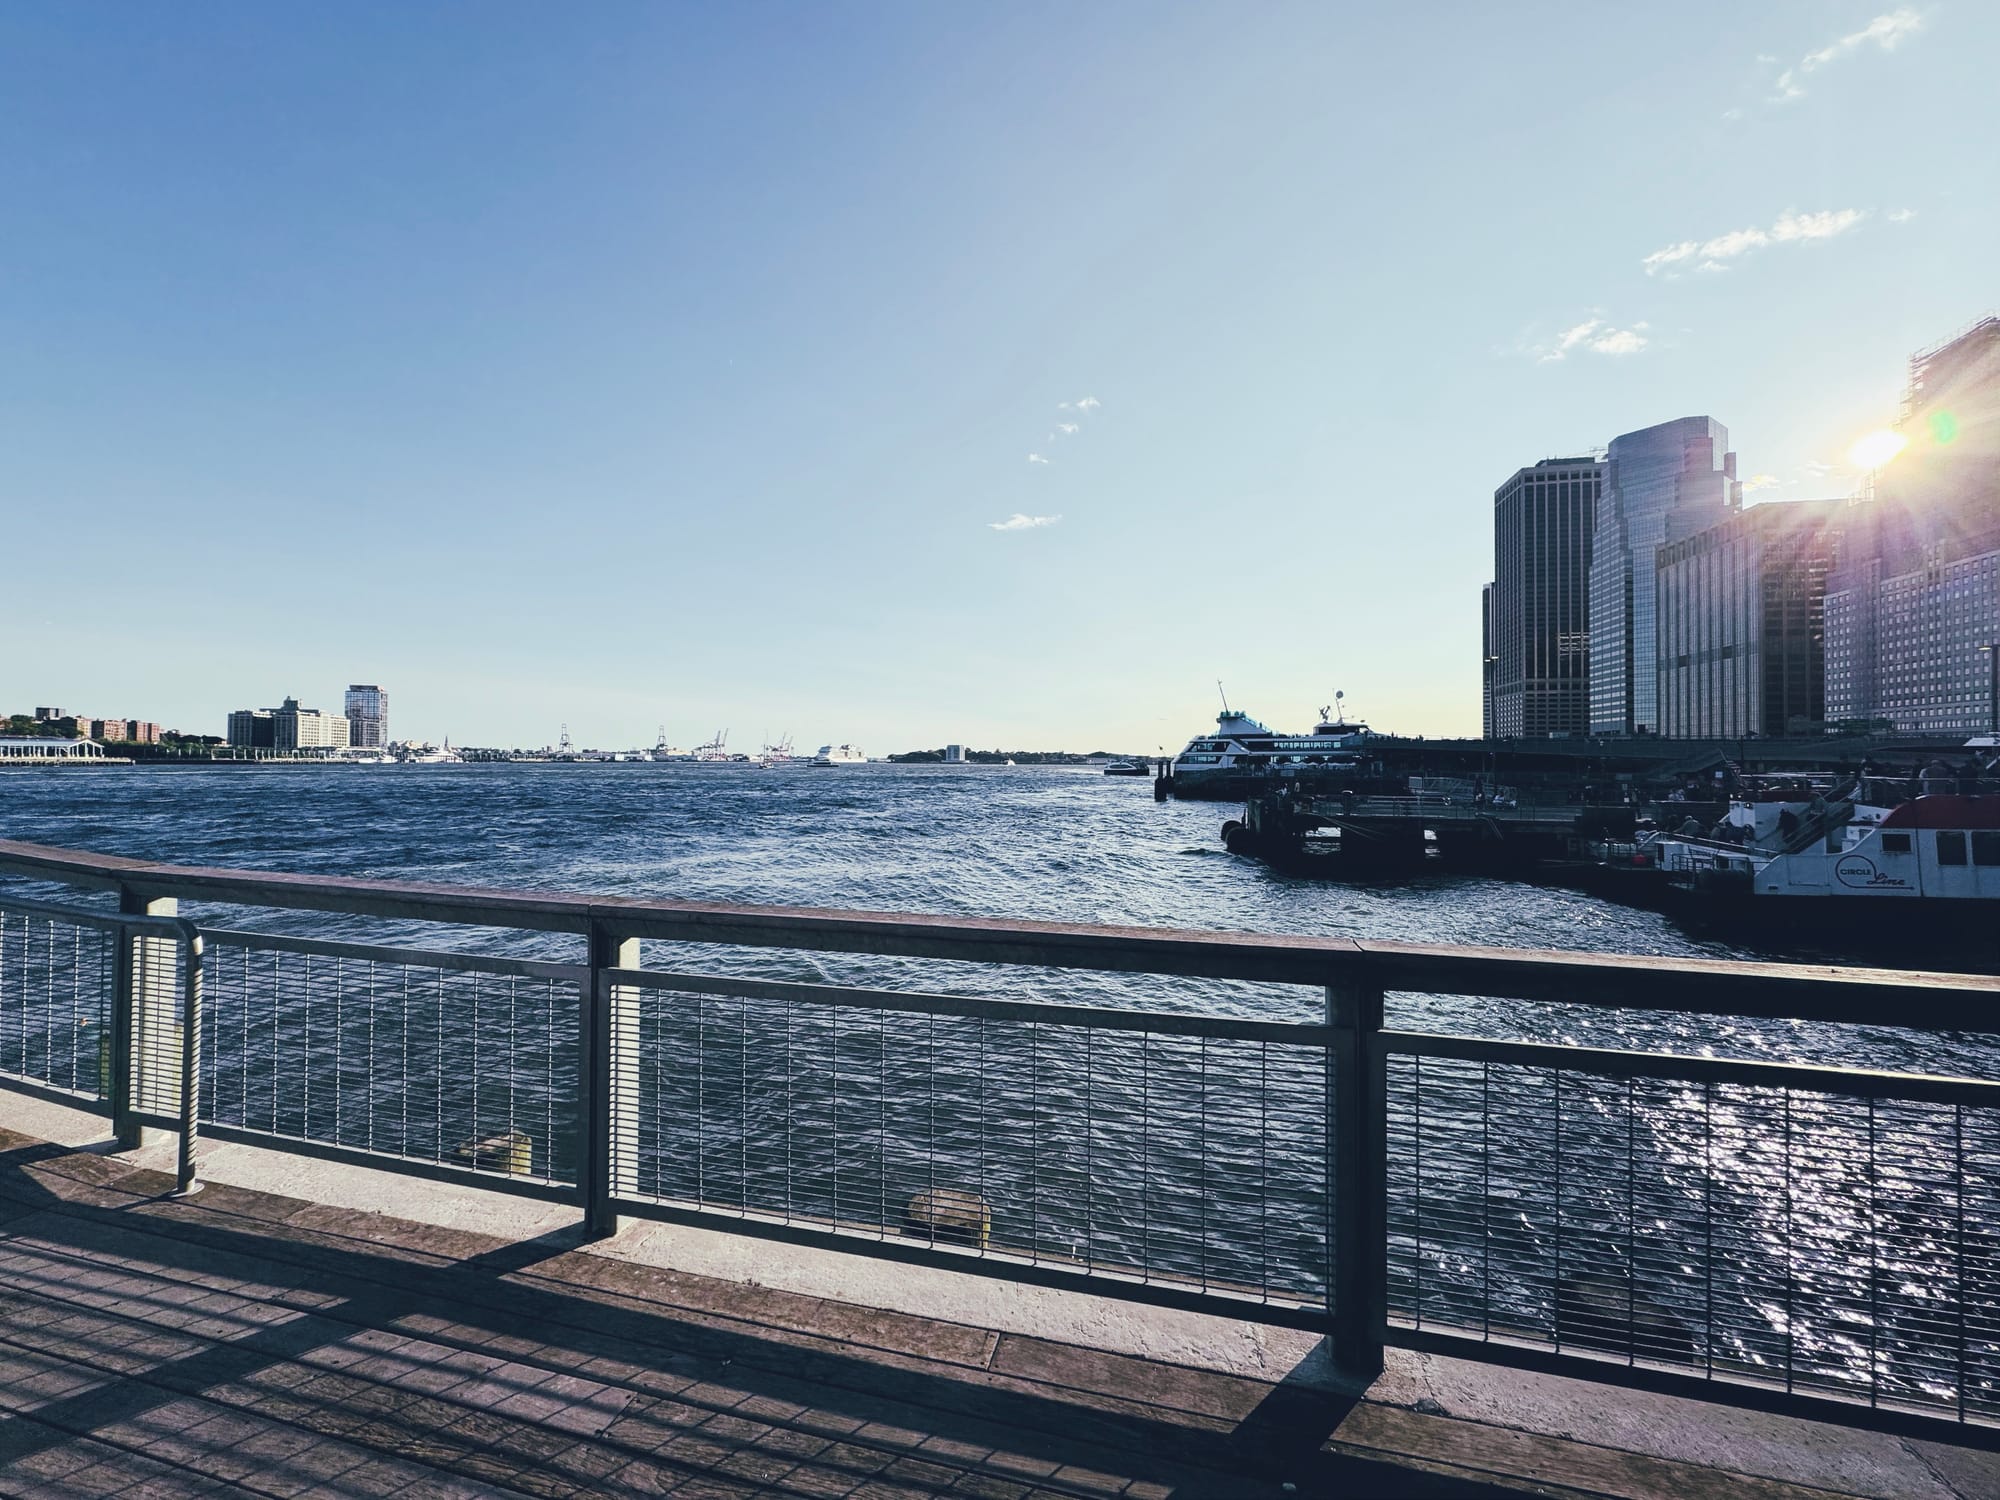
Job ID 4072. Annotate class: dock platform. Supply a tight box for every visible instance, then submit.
[4,1121,1998,1499]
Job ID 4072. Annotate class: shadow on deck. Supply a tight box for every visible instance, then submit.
[0,1125,1994,1499]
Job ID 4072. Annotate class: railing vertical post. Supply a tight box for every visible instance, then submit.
[582,921,639,1237]
[111,886,178,1149]
[1329,972,1386,1382]
[175,926,203,1195]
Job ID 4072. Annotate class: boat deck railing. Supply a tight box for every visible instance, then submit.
[3,837,2000,1443]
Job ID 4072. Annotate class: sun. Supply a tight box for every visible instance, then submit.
[1848,429,1908,470]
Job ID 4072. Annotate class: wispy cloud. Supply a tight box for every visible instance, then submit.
[988,513,1061,532]
[1888,206,1918,223]
[1026,453,1049,465]
[1773,9,1924,101]
[1743,473,1781,494]
[1643,209,1867,276]
[1534,316,1650,363]
[1055,422,1079,436]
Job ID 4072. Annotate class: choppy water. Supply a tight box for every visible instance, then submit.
[1,762,1990,1069]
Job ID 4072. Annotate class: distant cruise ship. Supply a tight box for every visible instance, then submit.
[813,744,867,766]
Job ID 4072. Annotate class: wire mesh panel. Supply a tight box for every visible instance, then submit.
[612,979,1333,1312]
[130,925,189,1117]
[1387,1044,2000,1424]
[0,899,119,1101]
[199,934,583,1186]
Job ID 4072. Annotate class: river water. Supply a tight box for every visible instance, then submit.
[3,763,1996,1411]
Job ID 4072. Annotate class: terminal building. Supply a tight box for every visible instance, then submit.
[1654,500,1852,739]
[1823,318,2000,733]
[1485,456,1602,738]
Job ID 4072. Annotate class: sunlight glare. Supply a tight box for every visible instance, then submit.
[1847,430,1908,470]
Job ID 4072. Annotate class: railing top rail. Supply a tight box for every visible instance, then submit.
[6,838,2000,1027]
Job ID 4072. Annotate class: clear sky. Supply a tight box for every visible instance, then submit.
[2,4,1992,751]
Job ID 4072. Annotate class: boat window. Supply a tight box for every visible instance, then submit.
[1937,831,1968,865]
[1881,833,1913,854]
[1975,831,2000,866]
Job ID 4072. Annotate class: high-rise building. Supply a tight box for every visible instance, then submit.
[1824,318,2000,731]
[345,684,389,749]
[1480,584,1497,738]
[1655,501,1852,738]
[1588,417,1742,735]
[1487,457,1602,738]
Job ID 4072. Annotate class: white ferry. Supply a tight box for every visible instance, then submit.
[1167,704,1378,801]
[813,744,867,767]
[1647,789,2000,928]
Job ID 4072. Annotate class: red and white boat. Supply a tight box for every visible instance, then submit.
[1650,789,2000,920]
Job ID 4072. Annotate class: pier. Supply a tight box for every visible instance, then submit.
[1224,791,1608,872]
[4,838,2000,1494]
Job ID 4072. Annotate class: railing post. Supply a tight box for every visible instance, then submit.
[111,886,178,1149]
[1328,972,1386,1383]
[582,921,639,1238]
[175,926,203,1195]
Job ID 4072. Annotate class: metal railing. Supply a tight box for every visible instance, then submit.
[2,837,2000,1439]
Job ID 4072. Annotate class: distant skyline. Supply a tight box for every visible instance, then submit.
[3,4,1992,749]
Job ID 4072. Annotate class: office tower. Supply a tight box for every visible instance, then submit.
[1823,318,2000,732]
[1587,418,1742,734]
[1655,501,1851,738]
[1488,457,1603,738]
[1481,584,1497,738]
[345,684,389,749]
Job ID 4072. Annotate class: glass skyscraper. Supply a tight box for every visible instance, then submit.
[345,684,389,749]
[1587,417,1740,735]
[1488,457,1602,738]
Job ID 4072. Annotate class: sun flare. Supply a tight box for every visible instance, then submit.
[1848,429,1908,470]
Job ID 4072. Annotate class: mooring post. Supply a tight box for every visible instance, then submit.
[111,886,178,1150]
[1328,971,1387,1383]
[582,920,640,1238]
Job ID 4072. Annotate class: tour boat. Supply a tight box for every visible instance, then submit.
[1646,788,2000,929]
[1166,704,1380,801]
[813,744,867,766]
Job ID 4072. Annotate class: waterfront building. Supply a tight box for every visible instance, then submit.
[1486,457,1602,738]
[1654,500,1851,738]
[1587,417,1741,735]
[345,684,389,749]
[227,709,275,749]
[32,707,63,722]
[275,697,350,750]
[0,737,105,760]
[944,744,967,763]
[228,698,351,750]
[53,716,160,744]
[1824,318,2000,732]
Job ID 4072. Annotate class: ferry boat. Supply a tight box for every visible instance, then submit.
[1645,785,2000,931]
[1166,702,1381,801]
[813,744,867,767]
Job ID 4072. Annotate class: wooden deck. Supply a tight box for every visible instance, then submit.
[3,1124,1999,1499]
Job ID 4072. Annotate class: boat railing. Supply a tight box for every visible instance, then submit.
[4,836,2000,1440]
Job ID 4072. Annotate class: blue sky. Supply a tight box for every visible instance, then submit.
[2,3,1991,751]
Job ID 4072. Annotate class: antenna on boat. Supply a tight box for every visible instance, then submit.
[1335,689,1346,724]
[1217,681,1230,714]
